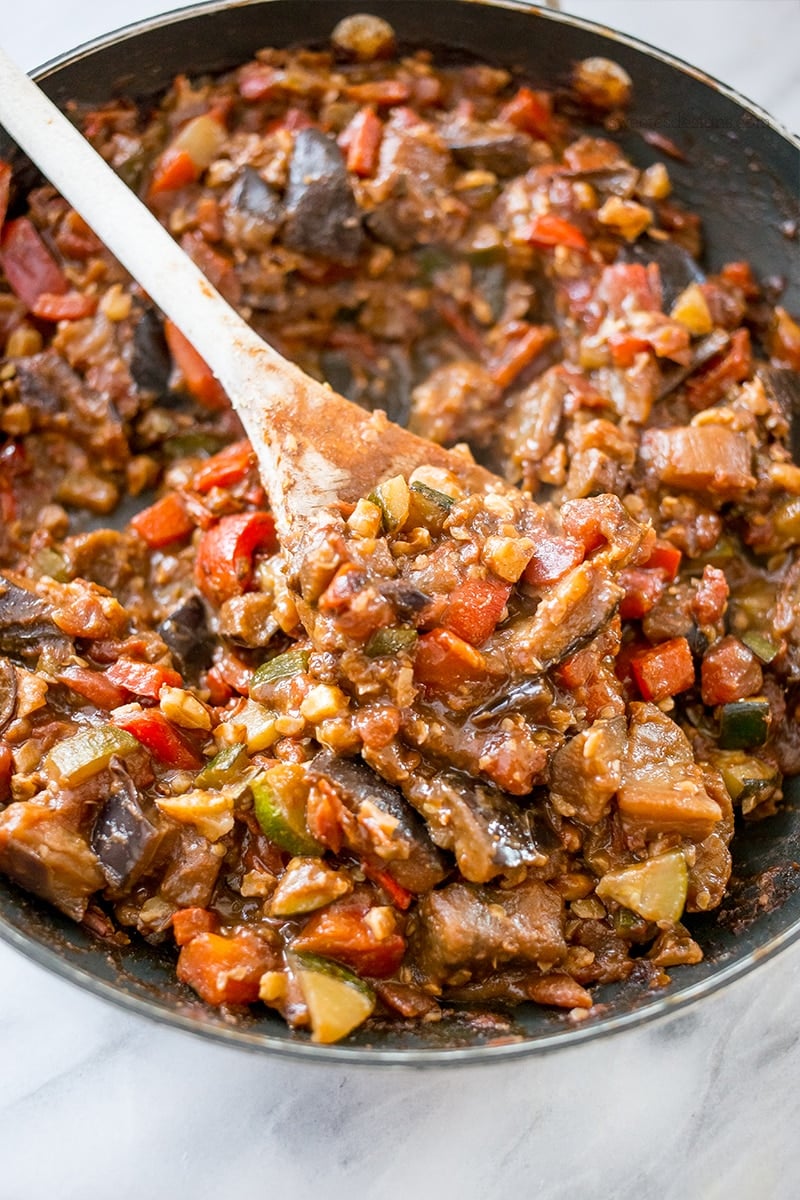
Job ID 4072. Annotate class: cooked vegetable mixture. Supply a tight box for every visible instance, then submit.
[1,14,799,1043]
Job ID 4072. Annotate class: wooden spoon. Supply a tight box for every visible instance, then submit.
[0,46,499,586]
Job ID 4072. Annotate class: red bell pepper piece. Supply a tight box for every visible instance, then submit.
[113,709,203,769]
[630,637,695,702]
[361,865,413,911]
[292,899,406,978]
[500,86,555,140]
[445,577,511,646]
[195,511,277,605]
[0,217,68,310]
[0,161,11,232]
[414,628,489,694]
[339,107,383,177]
[149,148,198,197]
[177,931,275,1004]
[164,319,228,411]
[106,658,183,700]
[31,291,98,322]
[346,79,410,106]
[0,744,14,804]
[57,665,128,711]
[130,492,195,549]
[487,322,556,389]
[523,535,584,589]
[526,213,588,252]
[618,568,667,621]
[172,906,218,946]
[608,333,651,368]
[642,540,682,581]
[192,440,255,494]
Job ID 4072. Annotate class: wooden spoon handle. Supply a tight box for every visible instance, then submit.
[0,43,287,405]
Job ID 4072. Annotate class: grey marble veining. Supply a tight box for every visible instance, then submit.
[1,4,799,1197]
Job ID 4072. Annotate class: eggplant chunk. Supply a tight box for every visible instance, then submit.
[91,766,164,891]
[158,594,213,678]
[131,308,171,396]
[403,768,545,884]
[549,716,627,826]
[0,658,17,734]
[0,802,103,921]
[0,573,65,661]
[411,878,566,988]
[284,129,363,265]
[308,750,447,892]
[442,121,532,176]
[227,165,283,225]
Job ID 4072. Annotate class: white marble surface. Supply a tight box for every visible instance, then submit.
[1,3,799,1198]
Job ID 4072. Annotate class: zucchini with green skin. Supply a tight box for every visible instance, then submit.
[45,725,139,786]
[249,647,309,693]
[718,697,771,749]
[290,952,375,1043]
[194,743,249,789]
[741,630,781,664]
[407,480,454,532]
[712,750,781,814]
[369,475,410,531]
[365,627,418,657]
[251,764,323,856]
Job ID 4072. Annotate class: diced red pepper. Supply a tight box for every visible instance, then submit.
[130,492,196,549]
[642,540,682,581]
[150,148,198,196]
[238,62,280,101]
[487,322,556,389]
[177,931,275,1004]
[0,743,14,804]
[205,665,234,706]
[630,637,695,702]
[193,440,255,494]
[361,864,413,910]
[339,107,383,177]
[106,658,183,700]
[414,628,489,694]
[346,79,411,106]
[0,161,11,232]
[500,86,555,140]
[56,665,128,711]
[719,261,759,299]
[445,577,511,646]
[608,333,651,368]
[526,213,588,252]
[692,565,730,627]
[618,567,667,621]
[164,319,228,411]
[523,535,584,589]
[700,636,763,706]
[292,900,406,978]
[31,291,97,322]
[172,906,218,946]
[687,328,752,409]
[0,217,68,310]
[114,709,203,770]
[195,511,277,605]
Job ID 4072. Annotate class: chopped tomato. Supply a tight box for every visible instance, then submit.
[526,213,588,252]
[630,637,695,702]
[130,492,195,549]
[0,217,68,310]
[192,440,255,493]
[292,899,406,977]
[56,665,127,711]
[687,328,752,409]
[0,161,11,231]
[114,709,203,769]
[692,564,730,627]
[106,658,183,700]
[523,535,584,589]
[238,62,280,101]
[642,540,682,581]
[0,744,11,805]
[164,319,228,410]
[487,322,556,389]
[445,577,511,646]
[177,931,275,1004]
[500,86,555,140]
[195,511,277,605]
[700,636,763,706]
[205,665,234,706]
[339,107,383,177]
[149,112,227,197]
[414,628,489,693]
[346,79,411,106]
[149,149,197,196]
[719,261,759,298]
[31,291,97,321]
[608,333,651,368]
[618,568,667,621]
[172,907,218,946]
[360,865,413,910]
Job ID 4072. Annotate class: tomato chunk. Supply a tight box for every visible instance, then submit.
[57,665,127,711]
[500,86,555,139]
[0,217,68,310]
[195,511,277,605]
[31,291,98,322]
[292,900,406,978]
[526,213,588,252]
[414,628,489,694]
[346,79,410,106]
[172,907,218,946]
[618,568,667,621]
[631,637,695,702]
[177,931,275,1004]
[0,743,14,804]
[339,106,383,177]
[164,319,228,410]
[445,577,511,646]
[701,636,763,706]
[113,709,203,769]
[523,535,584,588]
[130,492,196,549]
[106,658,183,700]
[487,322,556,389]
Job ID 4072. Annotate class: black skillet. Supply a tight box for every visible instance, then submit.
[0,0,798,1064]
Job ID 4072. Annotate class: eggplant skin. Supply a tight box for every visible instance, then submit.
[0,574,65,662]
[283,129,363,265]
[158,595,213,678]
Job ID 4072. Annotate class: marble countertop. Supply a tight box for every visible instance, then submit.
[2,4,799,1198]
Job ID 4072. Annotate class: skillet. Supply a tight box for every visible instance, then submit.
[0,0,798,1063]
